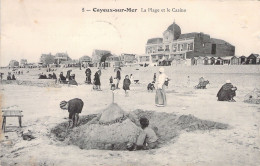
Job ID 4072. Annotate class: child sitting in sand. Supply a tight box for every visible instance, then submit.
[123,75,131,97]
[127,117,158,150]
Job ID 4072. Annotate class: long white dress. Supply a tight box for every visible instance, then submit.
[155,73,167,106]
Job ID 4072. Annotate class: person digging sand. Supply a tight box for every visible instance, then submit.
[217,80,237,102]
[127,117,158,151]
[60,98,84,130]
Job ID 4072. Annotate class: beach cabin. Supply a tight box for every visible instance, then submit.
[231,56,239,65]
[207,56,215,65]
[239,55,247,65]
[191,57,198,65]
[246,54,260,64]
[203,57,209,65]
[197,56,204,65]
[221,56,234,65]
[215,57,223,65]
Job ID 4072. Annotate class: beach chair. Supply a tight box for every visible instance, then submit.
[2,110,23,132]
[195,80,210,89]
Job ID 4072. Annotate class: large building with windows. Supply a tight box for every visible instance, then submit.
[144,21,235,66]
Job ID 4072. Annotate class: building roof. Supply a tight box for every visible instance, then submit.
[166,23,182,40]
[221,56,236,60]
[147,38,163,44]
[248,53,259,58]
[55,53,69,57]
[92,49,111,56]
[79,56,91,62]
[179,32,199,39]
[210,38,233,46]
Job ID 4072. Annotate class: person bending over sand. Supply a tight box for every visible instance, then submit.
[217,80,237,102]
[60,98,84,130]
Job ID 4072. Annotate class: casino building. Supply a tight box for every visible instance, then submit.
[141,21,235,66]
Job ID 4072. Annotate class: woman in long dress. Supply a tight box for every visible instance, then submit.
[94,70,101,90]
[155,67,167,107]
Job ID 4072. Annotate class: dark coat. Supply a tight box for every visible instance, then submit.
[85,68,91,76]
[94,72,101,85]
[217,83,237,101]
[60,74,66,81]
[53,73,57,79]
[68,98,84,119]
[123,78,131,90]
[116,70,121,80]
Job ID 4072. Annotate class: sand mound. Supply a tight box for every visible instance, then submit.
[99,103,126,124]
[65,119,144,150]
[244,89,260,104]
[51,108,229,150]
[130,109,228,145]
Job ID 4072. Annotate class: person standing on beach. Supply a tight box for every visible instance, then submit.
[130,74,134,84]
[123,75,131,97]
[60,98,84,130]
[155,67,168,107]
[85,67,92,84]
[115,68,121,89]
[153,73,156,82]
[93,69,101,90]
[187,76,190,87]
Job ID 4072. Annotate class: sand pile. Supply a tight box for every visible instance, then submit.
[244,88,260,104]
[129,109,228,145]
[99,103,126,124]
[51,107,229,150]
[66,119,143,150]
[53,103,145,150]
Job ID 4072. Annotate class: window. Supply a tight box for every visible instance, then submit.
[180,44,184,51]
[189,43,193,51]
[172,44,177,52]
[211,44,216,54]
[165,45,169,51]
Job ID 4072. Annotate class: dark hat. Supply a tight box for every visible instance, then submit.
[60,101,67,109]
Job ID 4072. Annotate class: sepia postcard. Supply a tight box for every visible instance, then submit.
[0,0,260,165]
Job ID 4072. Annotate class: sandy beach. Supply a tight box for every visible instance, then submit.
[0,65,260,166]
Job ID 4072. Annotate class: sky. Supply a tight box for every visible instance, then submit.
[1,0,260,66]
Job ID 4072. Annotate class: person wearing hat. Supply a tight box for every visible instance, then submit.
[217,80,237,102]
[60,98,84,129]
[155,67,168,107]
